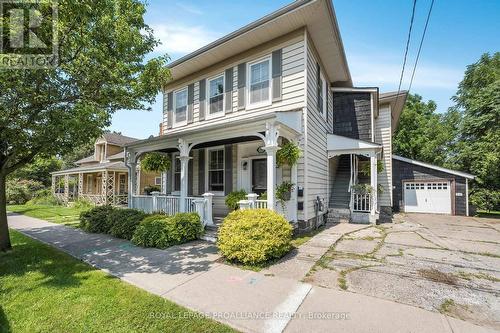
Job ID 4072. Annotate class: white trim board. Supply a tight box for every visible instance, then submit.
[392,155,475,180]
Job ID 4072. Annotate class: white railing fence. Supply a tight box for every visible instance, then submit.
[352,192,371,212]
[130,192,214,226]
[238,193,268,210]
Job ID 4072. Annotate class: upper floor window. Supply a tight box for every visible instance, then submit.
[174,88,188,126]
[208,75,224,117]
[248,57,271,107]
[207,148,224,192]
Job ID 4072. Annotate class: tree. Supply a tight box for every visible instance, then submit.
[10,156,62,187]
[0,0,170,251]
[393,94,458,166]
[451,53,500,206]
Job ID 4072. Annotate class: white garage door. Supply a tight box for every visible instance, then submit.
[404,181,451,214]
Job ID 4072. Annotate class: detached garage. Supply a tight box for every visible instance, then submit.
[392,155,475,216]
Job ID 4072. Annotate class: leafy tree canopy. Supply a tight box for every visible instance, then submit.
[0,0,171,251]
[10,156,62,187]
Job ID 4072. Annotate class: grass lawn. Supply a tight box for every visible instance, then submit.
[0,230,235,333]
[476,210,500,219]
[6,204,86,226]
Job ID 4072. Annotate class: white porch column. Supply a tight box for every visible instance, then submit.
[64,174,69,203]
[178,139,191,213]
[263,122,280,211]
[125,150,138,208]
[370,154,377,218]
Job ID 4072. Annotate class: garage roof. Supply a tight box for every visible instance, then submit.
[393,155,475,179]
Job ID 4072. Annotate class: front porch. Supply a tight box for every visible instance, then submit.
[125,112,302,226]
[328,134,382,224]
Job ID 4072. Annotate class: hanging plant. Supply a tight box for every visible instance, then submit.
[277,141,301,167]
[276,181,295,210]
[360,160,384,177]
[140,152,171,172]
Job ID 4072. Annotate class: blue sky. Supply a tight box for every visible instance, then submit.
[109,0,500,139]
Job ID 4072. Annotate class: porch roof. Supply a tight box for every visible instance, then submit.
[51,161,128,176]
[327,134,382,157]
[125,110,302,155]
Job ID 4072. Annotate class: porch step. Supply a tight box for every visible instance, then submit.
[201,227,218,243]
[327,208,351,224]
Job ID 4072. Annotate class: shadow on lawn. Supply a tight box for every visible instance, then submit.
[0,306,11,333]
[0,231,93,290]
[8,221,219,280]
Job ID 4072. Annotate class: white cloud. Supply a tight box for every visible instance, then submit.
[176,3,203,15]
[348,55,463,90]
[151,24,220,54]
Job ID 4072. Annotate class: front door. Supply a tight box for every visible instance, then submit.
[252,159,267,195]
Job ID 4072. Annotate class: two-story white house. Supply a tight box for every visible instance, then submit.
[124,0,473,233]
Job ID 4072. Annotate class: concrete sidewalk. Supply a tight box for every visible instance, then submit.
[8,213,497,333]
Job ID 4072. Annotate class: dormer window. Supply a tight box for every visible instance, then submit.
[248,56,271,107]
[174,88,188,126]
[208,75,224,118]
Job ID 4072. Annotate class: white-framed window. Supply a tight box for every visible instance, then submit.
[206,147,224,193]
[247,56,272,108]
[154,177,162,186]
[173,153,181,192]
[207,74,225,118]
[173,88,188,126]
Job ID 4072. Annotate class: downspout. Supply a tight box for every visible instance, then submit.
[466,178,469,216]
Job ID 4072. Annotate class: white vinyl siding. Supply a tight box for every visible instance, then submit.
[162,31,306,133]
[375,105,393,207]
[303,37,329,221]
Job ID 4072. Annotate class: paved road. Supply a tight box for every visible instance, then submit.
[8,213,497,333]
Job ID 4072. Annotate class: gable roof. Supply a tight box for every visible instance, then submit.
[165,0,351,87]
[392,155,475,179]
[75,155,96,165]
[103,133,138,147]
[379,90,408,132]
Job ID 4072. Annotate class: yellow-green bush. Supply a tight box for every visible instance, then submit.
[217,209,293,265]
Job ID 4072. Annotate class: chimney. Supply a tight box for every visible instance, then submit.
[159,122,164,136]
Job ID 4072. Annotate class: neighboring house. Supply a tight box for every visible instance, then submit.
[123,0,473,231]
[51,133,160,205]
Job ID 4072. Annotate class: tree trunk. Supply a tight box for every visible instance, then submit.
[0,173,12,252]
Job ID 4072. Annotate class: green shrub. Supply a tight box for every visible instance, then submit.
[132,214,171,248]
[132,212,203,249]
[225,190,247,211]
[166,213,204,244]
[108,209,147,240]
[217,209,293,265]
[26,189,61,206]
[6,178,45,204]
[470,188,500,212]
[79,205,116,233]
[73,198,94,210]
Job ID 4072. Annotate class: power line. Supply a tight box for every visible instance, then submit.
[396,0,418,102]
[407,0,435,94]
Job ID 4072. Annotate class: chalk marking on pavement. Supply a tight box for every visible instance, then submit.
[264,283,312,333]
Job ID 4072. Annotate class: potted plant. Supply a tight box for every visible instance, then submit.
[140,152,171,172]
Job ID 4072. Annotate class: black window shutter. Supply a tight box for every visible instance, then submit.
[198,149,205,194]
[167,91,173,129]
[237,63,246,110]
[225,68,233,113]
[187,84,194,124]
[272,49,282,102]
[224,144,232,195]
[199,79,206,121]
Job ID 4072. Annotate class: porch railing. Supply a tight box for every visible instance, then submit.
[352,192,371,212]
[238,194,268,210]
[130,193,214,226]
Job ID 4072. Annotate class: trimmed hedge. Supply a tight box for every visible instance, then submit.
[217,209,293,265]
[132,212,203,249]
[79,205,116,233]
[108,209,147,240]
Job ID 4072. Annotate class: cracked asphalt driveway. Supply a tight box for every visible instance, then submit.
[304,213,500,331]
